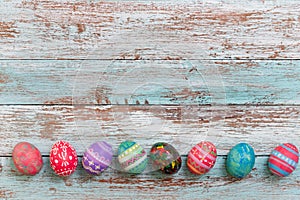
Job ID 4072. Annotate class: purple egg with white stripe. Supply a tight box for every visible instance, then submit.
[82,141,113,175]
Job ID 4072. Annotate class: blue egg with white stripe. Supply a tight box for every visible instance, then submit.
[226,143,255,178]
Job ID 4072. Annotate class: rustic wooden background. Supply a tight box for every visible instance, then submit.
[1,0,300,199]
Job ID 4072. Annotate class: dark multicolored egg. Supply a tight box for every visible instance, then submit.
[150,142,182,174]
[187,141,217,175]
[226,143,255,178]
[268,143,299,177]
[117,141,148,174]
[82,141,113,175]
[50,141,78,176]
[12,142,43,175]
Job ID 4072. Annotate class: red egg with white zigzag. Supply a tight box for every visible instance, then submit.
[50,141,78,176]
[268,143,299,177]
[187,141,217,175]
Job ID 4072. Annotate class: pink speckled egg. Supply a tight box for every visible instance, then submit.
[12,142,43,175]
[50,141,78,176]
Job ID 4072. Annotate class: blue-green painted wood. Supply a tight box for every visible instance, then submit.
[1,60,300,105]
[2,0,300,199]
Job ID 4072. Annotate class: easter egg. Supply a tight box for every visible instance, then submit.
[12,142,43,175]
[50,141,78,176]
[82,141,113,175]
[268,143,299,177]
[226,143,255,178]
[149,142,182,174]
[117,141,148,174]
[187,141,217,175]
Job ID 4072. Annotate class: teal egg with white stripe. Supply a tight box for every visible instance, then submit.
[117,141,148,174]
[226,143,255,178]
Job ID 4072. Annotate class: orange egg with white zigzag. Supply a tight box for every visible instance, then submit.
[187,141,217,175]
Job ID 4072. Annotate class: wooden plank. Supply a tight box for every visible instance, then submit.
[1,0,300,59]
[1,60,300,105]
[0,105,299,156]
[1,156,299,199]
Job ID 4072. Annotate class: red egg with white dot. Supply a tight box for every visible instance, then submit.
[50,141,78,176]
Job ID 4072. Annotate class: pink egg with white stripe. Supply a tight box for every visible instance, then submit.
[268,143,299,177]
[187,141,217,175]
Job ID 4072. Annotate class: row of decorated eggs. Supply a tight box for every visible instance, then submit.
[12,141,299,178]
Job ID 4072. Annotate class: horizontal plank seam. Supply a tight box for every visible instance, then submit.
[1,104,300,106]
[1,59,300,61]
[0,155,270,158]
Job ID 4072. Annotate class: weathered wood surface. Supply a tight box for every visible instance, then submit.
[0,105,299,156]
[0,0,300,59]
[1,0,300,199]
[1,60,300,105]
[0,156,299,199]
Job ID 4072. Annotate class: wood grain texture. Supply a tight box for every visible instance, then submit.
[0,105,299,156]
[1,60,300,105]
[2,0,300,198]
[0,0,300,59]
[0,156,299,199]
